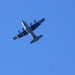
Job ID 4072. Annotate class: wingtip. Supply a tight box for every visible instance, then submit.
[43,18,45,21]
[13,36,18,40]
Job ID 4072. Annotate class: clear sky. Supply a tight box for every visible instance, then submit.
[0,0,75,75]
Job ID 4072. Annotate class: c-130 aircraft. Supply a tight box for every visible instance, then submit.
[13,18,45,44]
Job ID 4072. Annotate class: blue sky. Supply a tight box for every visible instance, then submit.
[0,0,75,75]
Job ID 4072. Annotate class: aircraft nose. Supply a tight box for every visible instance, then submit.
[21,20,24,23]
[21,20,24,24]
[21,20,24,25]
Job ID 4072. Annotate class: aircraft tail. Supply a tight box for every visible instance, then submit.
[30,35,43,44]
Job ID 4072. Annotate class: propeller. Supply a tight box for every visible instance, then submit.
[30,23,32,26]
[34,20,36,23]
[18,30,21,33]
[22,28,24,31]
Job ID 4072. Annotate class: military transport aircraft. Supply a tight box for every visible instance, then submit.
[13,18,45,44]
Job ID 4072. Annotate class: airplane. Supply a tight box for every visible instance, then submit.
[13,18,45,44]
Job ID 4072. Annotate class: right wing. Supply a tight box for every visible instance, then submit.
[13,30,28,40]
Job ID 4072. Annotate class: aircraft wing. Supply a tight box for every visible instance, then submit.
[30,18,45,31]
[13,30,28,40]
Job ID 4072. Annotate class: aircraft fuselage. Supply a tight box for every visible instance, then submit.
[21,21,36,38]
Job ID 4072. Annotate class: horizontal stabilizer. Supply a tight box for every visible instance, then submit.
[30,35,43,44]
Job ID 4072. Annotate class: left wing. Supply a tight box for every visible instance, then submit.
[30,18,45,31]
[13,30,28,40]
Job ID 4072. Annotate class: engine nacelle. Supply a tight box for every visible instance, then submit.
[22,28,24,31]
